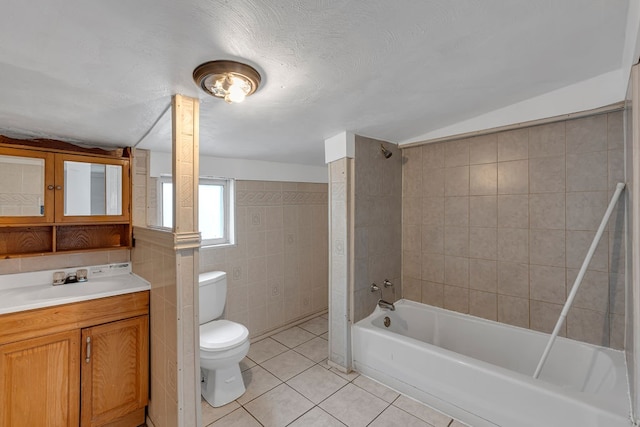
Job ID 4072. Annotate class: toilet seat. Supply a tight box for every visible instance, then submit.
[200,320,249,351]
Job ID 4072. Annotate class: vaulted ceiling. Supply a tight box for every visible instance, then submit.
[0,1,634,165]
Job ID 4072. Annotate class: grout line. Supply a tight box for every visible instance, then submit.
[253,355,348,426]
[365,400,394,426]
[250,310,328,342]
[390,396,453,426]
[243,406,266,427]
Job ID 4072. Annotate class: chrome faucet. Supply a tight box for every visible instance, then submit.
[370,282,395,311]
[52,269,88,286]
[377,299,395,311]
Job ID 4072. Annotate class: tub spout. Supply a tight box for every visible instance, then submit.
[378,299,395,311]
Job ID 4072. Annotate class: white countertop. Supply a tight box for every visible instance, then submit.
[0,263,150,315]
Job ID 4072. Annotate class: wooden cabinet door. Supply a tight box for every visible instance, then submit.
[0,146,55,224]
[80,315,148,427]
[54,153,130,224]
[0,330,80,427]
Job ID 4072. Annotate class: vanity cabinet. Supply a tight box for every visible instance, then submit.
[81,316,148,427]
[0,291,149,427]
[0,330,81,426]
[0,136,131,257]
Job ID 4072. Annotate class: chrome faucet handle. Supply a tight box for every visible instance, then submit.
[383,279,393,288]
[370,283,380,292]
[52,271,65,286]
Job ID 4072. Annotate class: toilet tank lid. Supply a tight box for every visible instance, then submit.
[199,271,226,285]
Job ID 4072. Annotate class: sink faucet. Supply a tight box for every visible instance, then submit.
[64,272,78,284]
[52,269,88,286]
[370,283,395,311]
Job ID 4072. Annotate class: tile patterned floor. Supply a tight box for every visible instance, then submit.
[202,313,467,427]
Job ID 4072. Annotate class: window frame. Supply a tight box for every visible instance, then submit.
[158,175,235,247]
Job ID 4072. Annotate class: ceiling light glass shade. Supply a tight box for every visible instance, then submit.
[193,60,261,104]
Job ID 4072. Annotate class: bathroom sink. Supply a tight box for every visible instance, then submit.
[29,279,133,300]
[31,283,93,300]
[0,268,150,315]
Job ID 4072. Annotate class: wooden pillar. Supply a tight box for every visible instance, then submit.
[172,94,199,234]
[171,94,201,427]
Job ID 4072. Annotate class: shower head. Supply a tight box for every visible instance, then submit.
[380,144,393,159]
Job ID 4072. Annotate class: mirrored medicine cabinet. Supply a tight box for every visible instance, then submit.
[0,137,131,256]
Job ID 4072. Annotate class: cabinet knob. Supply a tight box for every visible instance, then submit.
[55,185,62,190]
[47,185,54,190]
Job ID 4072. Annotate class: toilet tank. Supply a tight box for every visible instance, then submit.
[199,271,227,324]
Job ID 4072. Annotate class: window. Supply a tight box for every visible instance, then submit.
[159,176,235,246]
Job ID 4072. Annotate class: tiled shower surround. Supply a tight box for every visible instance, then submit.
[402,111,625,348]
[200,180,328,338]
[353,136,402,322]
[327,136,402,370]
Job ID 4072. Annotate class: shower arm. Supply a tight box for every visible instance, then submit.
[533,182,626,379]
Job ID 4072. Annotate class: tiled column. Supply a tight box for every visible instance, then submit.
[171,94,201,427]
[628,63,640,423]
[131,148,149,227]
[326,132,355,372]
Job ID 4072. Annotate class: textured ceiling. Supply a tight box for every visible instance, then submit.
[0,0,630,165]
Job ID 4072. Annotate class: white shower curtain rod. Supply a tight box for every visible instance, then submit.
[533,181,626,379]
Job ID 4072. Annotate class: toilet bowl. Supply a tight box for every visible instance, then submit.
[199,272,250,407]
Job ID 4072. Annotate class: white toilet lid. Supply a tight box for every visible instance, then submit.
[200,320,249,351]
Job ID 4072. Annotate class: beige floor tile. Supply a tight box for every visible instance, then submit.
[244,383,314,427]
[353,375,400,403]
[329,367,360,381]
[299,316,329,335]
[237,365,282,405]
[211,408,261,426]
[319,383,388,427]
[393,395,452,427]
[240,357,256,372]
[247,337,288,364]
[286,365,348,404]
[201,398,240,426]
[271,326,315,348]
[320,312,329,320]
[369,405,431,427]
[294,336,328,362]
[288,407,346,426]
[261,350,315,381]
[237,318,463,427]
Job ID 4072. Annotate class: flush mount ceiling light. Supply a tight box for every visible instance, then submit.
[193,60,261,104]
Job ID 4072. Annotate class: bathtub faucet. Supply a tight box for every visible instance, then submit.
[370,283,395,311]
[377,299,396,311]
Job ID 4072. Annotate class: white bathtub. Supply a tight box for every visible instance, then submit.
[352,299,631,427]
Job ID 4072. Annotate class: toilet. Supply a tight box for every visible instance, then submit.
[199,271,250,407]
